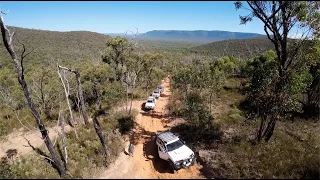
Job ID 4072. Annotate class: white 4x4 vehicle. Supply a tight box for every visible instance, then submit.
[144,96,156,110]
[155,131,196,173]
[152,89,161,99]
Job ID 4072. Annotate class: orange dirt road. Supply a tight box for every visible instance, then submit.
[98,77,205,179]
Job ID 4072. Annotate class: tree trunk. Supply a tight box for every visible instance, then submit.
[262,116,277,142]
[57,68,79,139]
[93,113,110,161]
[58,65,89,127]
[126,84,129,113]
[257,114,267,142]
[129,85,134,115]
[209,91,213,114]
[59,110,68,171]
[75,71,89,126]
[0,13,66,176]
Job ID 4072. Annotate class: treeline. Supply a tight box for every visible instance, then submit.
[190,37,275,60]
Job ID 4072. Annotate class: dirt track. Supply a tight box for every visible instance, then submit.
[0,114,91,159]
[97,77,205,179]
[0,77,205,179]
[0,121,75,159]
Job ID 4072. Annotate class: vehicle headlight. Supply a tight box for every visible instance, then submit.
[175,160,183,166]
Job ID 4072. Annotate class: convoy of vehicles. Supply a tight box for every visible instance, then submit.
[141,84,197,173]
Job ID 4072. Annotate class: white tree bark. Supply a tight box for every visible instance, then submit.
[57,65,79,139]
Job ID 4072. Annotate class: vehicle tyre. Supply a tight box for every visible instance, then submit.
[170,161,177,174]
[173,169,177,174]
[192,158,197,165]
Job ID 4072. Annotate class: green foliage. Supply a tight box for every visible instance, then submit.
[82,62,125,110]
[183,92,213,127]
[245,50,313,118]
[0,67,25,110]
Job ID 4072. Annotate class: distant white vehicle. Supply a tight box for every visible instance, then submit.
[152,89,161,99]
[155,131,196,174]
[144,96,156,110]
[158,86,164,93]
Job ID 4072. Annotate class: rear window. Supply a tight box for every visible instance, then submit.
[154,90,159,93]
[147,99,153,103]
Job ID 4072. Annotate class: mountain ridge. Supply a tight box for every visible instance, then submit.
[106,30,266,43]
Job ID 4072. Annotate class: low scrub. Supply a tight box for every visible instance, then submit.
[200,127,319,179]
[171,123,223,151]
[0,109,139,178]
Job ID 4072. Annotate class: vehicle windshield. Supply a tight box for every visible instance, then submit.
[147,100,153,103]
[154,90,159,93]
[166,140,184,152]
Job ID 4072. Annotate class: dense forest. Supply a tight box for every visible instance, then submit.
[0,1,319,179]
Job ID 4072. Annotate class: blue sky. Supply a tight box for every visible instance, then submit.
[0,1,266,34]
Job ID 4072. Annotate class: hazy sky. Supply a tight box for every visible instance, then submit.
[0,1,267,34]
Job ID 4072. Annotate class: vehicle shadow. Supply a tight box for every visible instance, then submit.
[143,135,172,173]
[128,121,173,174]
[140,111,169,119]
[160,93,170,98]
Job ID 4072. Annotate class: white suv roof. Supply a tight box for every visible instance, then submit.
[157,131,179,144]
[147,96,155,100]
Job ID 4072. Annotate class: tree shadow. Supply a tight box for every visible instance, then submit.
[160,93,170,98]
[143,136,173,173]
[23,137,62,176]
[140,111,169,119]
[127,123,156,146]
[170,123,223,148]
[117,116,135,135]
[56,142,67,170]
[196,153,220,179]
[126,121,172,174]
[0,149,18,162]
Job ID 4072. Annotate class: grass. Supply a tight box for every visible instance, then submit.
[0,109,138,179]
[200,121,320,179]
[0,107,61,139]
[195,78,320,179]
[169,77,320,179]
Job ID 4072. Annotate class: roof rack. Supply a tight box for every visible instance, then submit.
[157,131,178,143]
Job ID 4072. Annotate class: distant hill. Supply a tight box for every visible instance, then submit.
[134,30,266,43]
[190,37,275,60]
[0,26,110,71]
[106,30,266,43]
[106,33,131,37]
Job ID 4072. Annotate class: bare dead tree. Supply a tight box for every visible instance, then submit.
[122,28,141,114]
[93,111,110,162]
[57,65,79,139]
[58,65,89,127]
[58,110,68,171]
[0,11,66,176]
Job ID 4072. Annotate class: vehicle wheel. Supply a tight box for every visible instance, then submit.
[171,166,177,174]
[192,158,197,165]
[170,162,177,174]
[173,169,177,174]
